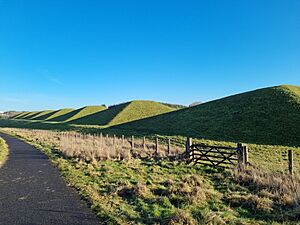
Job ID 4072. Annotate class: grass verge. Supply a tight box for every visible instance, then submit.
[4,129,300,224]
[0,137,9,167]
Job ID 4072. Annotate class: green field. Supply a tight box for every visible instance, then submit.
[3,129,299,225]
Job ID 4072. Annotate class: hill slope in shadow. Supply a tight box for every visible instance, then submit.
[112,85,300,146]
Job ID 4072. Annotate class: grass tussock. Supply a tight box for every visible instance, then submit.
[2,128,184,162]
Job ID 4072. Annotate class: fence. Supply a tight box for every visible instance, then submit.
[184,137,297,174]
[2,128,297,173]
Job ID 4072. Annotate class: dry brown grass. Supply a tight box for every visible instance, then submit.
[229,166,300,219]
[2,128,184,162]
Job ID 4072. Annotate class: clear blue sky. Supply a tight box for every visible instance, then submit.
[0,0,299,111]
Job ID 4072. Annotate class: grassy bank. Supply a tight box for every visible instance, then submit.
[3,128,300,224]
[0,137,8,167]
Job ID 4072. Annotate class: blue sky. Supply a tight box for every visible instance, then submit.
[0,0,299,111]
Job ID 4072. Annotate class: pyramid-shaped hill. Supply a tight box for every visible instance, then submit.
[50,105,107,122]
[70,101,175,126]
[46,108,75,121]
[12,111,30,119]
[20,111,41,120]
[113,85,300,146]
[30,110,55,120]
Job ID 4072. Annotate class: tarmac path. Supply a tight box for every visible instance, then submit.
[0,133,101,225]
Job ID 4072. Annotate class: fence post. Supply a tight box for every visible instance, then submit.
[143,137,146,150]
[122,135,125,147]
[167,139,171,155]
[155,137,159,156]
[288,150,293,175]
[243,145,248,165]
[113,134,116,145]
[185,137,192,159]
[131,136,134,152]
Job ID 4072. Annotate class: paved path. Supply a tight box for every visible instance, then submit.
[0,133,101,225]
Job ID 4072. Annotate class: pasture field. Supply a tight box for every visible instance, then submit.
[1,85,299,224]
[2,128,299,224]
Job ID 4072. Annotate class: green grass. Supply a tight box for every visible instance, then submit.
[20,111,40,120]
[113,85,300,147]
[45,108,75,121]
[30,110,55,120]
[4,130,299,225]
[71,101,174,126]
[12,111,30,119]
[32,110,61,121]
[0,137,8,167]
[109,101,175,126]
[54,105,107,122]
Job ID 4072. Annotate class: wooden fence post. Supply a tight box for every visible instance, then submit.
[122,135,125,147]
[185,137,192,159]
[155,137,159,156]
[288,150,293,175]
[131,136,134,152]
[113,134,116,145]
[243,145,248,165]
[100,133,103,149]
[143,137,146,150]
[167,139,171,155]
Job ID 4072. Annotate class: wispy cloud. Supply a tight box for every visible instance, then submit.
[38,69,64,86]
[47,76,64,85]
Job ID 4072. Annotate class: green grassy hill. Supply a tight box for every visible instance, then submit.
[52,105,107,122]
[70,101,175,126]
[113,85,300,146]
[20,111,40,120]
[30,110,55,120]
[12,111,30,119]
[45,108,74,121]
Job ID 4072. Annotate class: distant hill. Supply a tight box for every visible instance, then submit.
[3,111,24,118]
[112,85,300,146]
[160,103,186,109]
[189,102,202,107]
[70,100,175,126]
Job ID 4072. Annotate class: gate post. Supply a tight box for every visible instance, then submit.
[243,145,248,165]
[237,143,244,170]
